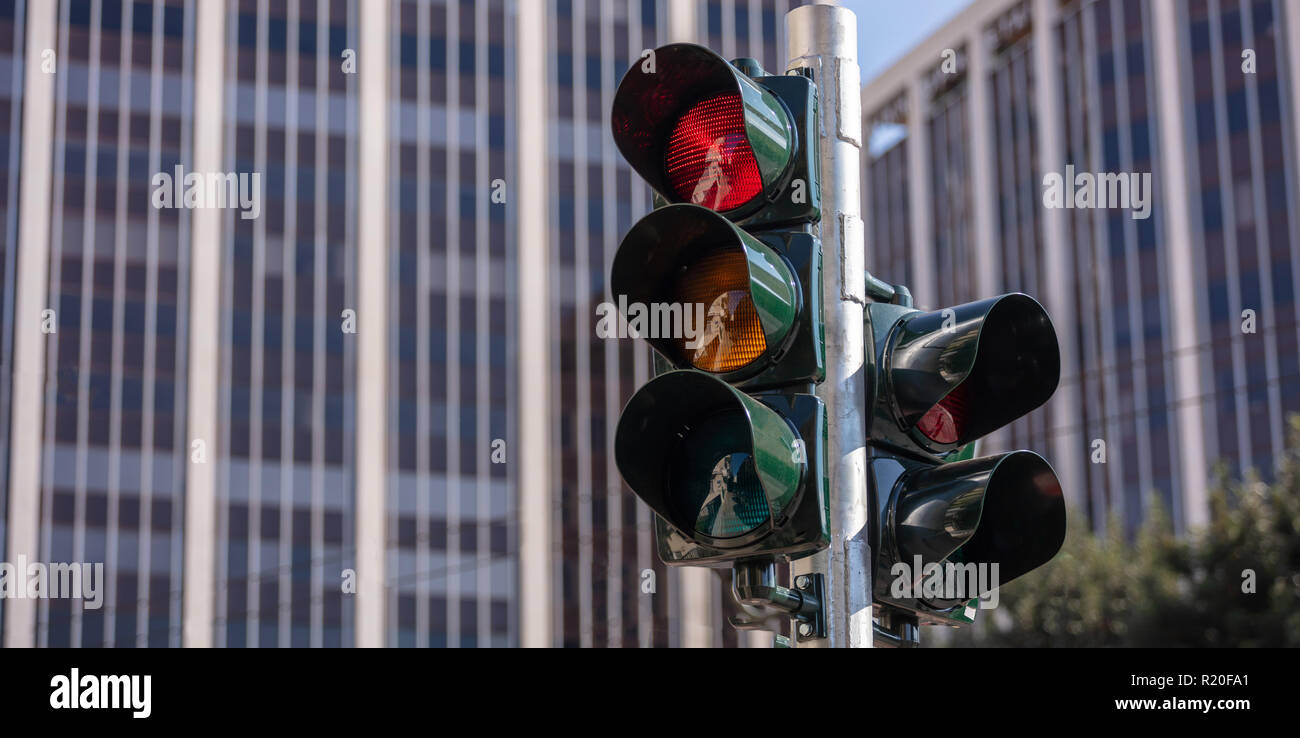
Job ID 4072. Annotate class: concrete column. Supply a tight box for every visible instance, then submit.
[517,0,553,648]
[1151,0,1209,529]
[906,77,934,309]
[354,0,390,648]
[4,0,57,649]
[179,0,227,649]
[1032,0,1087,516]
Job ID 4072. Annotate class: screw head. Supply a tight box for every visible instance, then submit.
[795,575,810,590]
[798,623,813,638]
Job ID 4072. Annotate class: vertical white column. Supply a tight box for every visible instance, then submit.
[571,0,594,650]
[4,0,56,649]
[1032,0,1086,516]
[665,0,715,649]
[181,0,226,649]
[355,0,389,648]
[598,0,624,649]
[1150,0,1209,529]
[906,77,934,309]
[967,28,1010,455]
[967,32,998,301]
[626,2,654,650]
[668,0,696,46]
[517,0,553,649]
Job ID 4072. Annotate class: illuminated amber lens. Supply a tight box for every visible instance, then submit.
[674,249,766,373]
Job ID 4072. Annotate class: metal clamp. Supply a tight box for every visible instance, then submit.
[728,560,827,641]
[874,606,919,648]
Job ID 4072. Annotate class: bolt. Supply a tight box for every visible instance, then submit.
[795,575,810,590]
[798,623,813,638]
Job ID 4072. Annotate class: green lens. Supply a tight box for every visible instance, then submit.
[672,410,769,539]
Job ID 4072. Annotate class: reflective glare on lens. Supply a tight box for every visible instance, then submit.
[916,382,969,445]
[672,411,769,539]
[674,249,766,372]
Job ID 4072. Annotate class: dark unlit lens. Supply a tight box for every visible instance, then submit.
[671,410,769,539]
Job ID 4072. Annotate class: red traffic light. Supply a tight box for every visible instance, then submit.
[875,293,1060,454]
[665,93,765,211]
[611,43,795,218]
[914,383,969,445]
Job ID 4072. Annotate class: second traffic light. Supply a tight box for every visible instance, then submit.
[866,294,1068,627]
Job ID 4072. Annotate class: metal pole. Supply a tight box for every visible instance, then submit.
[785,4,872,649]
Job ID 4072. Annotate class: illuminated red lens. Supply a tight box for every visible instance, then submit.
[665,93,764,212]
[916,384,970,445]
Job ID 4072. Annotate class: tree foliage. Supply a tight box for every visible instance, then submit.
[936,418,1300,647]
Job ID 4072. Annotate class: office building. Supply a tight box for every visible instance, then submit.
[1,0,806,648]
[861,0,1300,536]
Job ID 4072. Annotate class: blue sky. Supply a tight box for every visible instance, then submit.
[839,0,975,85]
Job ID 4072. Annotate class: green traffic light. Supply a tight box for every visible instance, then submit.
[614,370,828,563]
[672,412,771,539]
[615,370,802,549]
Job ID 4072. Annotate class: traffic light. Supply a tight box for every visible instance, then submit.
[610,43,819,228]
[866,293,1068,630]
[613,370,826,564]
[609,43,829,634]
[608,204,823,389]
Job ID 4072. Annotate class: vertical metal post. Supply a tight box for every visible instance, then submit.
[785,5,872,649]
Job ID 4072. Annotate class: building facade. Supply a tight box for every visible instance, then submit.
[1,0,806,648]
[862,0,1300,537]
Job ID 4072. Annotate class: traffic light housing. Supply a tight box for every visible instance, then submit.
[866,294,1067,627]
[611,44,827,582]
[611,43,820,228]
[614,371,828,565]
[609,204,823,389]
